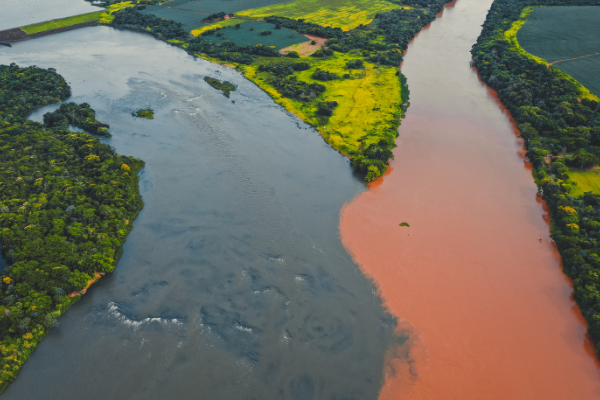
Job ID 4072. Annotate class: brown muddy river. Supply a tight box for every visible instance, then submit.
[341,0,600,398]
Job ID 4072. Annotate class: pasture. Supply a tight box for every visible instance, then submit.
[236,0,404,31]
[568,171,600,197]
[517,6,600,97]
[246,53,401,155]
[203,21,307,50]
[21,11,105,34]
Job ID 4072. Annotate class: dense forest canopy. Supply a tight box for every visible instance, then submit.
[472,0,600,357]
[0,64,143,391]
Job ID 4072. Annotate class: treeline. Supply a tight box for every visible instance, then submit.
[263,16,344,38]
[43,102,111,137]
[0,63,143,392]
[472,0,600,357]
[111,7,188,40]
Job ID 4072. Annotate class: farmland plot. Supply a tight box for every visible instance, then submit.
[517,6,600,97]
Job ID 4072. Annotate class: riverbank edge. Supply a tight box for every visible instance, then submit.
[0,71,146,393]
[472,0,600,358]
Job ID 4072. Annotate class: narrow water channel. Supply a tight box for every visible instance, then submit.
[341,0,600,398]
[0,27,396,399]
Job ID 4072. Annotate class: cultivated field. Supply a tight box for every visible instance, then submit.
[144,0,290,31]
[237,0,404,31]
[203,21,307,50]
[567,170,600,197]
[517,6,600,97]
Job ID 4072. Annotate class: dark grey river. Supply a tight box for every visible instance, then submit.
[0,0,100,31]
[0,26,398,399]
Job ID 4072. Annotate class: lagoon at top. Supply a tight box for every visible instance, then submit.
[0,0,102,31]
[0,22,397,399]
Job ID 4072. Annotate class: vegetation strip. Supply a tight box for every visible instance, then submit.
[112,0,454,180]
[472,0,600,358]
[0,64,144,392]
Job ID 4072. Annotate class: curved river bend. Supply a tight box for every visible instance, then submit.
[341,0,600,399]
[0,27,396,399]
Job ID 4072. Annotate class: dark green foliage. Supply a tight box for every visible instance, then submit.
[258,61,311,77]
[264,16,344,38]
[316,101,338,117]
[204,76,237,97]
[202,11,230,22]
[267,75,326,102]
[311,68,339,81]
[0,64,70,122]
[346,59,364,69]
[473,0,600,357]
[0,64,143,390]
[399,222,410,227]
[43,102,111,137]
[311,48,334,58]
[260,30,272,36]
[132,108,154,119]
[186,36,282,65]
[112,8,188,40]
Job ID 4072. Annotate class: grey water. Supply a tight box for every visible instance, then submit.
[0,0,101,31]
[0,26,399,399]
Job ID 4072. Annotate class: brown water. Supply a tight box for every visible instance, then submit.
[340,0,600,398]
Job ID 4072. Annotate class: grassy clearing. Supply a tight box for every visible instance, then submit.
[21,11,106,34]
[20,2,134,33]
[510,6,600,100]
[202,21,307,49]
[191,18,246,36]
[568,170,600,197]
[244,52,400,155]
[237,0,404,31]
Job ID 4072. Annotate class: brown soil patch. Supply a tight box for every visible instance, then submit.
[67,272,105,297]
[279,34,327,57]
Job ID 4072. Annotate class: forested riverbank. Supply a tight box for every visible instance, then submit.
[0,64,143,392]
[472,0,600,357]
[109,0,453,181]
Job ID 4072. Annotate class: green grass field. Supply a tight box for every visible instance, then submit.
[568,170,600,197]
[203,21,307,50]
[21,11,106,34]
[20,2,133,33]
[245,53,400,155]
[517,6,600,98]
[237,0,404,31]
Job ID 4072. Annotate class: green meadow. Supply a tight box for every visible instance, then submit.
[237,0,404,31]
[568,170,600,197]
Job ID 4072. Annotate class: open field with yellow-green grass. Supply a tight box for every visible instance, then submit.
[568,170,600,197]
[237,0,405,31]
[21,11,106,34]
[20,2,134,34]
[244,53,401,155]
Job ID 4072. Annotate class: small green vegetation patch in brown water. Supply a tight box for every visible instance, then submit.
[132,108,154,119]
[204,76,237,97]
